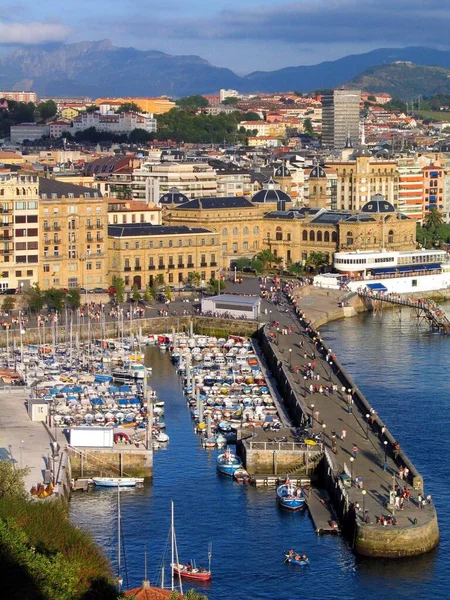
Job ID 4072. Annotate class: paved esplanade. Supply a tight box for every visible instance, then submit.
[266,285,435,529]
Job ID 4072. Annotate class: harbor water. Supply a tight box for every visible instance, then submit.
[70,310,450,600]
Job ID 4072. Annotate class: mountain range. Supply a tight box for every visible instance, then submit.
[2,41,450,99]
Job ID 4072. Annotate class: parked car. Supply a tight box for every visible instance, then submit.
[89,287,107,294]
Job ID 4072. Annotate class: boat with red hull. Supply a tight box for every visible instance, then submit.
[172,563,211,581]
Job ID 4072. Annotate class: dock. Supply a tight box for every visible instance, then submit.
[305,487,340,535]
[249,475,310,487]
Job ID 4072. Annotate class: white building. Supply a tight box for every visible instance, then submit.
[71,111,157,134]
[49,120,72,138]
[220,89,240,103]
[10,123,50,142]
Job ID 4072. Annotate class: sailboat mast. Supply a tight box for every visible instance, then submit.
[171,500,175,591]
[118,484,122,592]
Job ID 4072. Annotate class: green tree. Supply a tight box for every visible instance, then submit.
[37,99,57,120]
[176,95,209,110]
[243,111,261,121]
[250,258,264,274]
[44,288,66,312]
[303,117,314,137]
[288,263,305,276]
[155,274,165,286]
[306,251,330,271]
[188,272,201,287]
[234,257,251,271]
[384,98,408,113]
[112,276,125,304]
[132,284,141,302]
[425,207,444,229]
[165,285,172,301]
[85,104,98,112]
[129,128,153,143]
[255,249,277,269]
[2,295,15,313]
[143,284,152,302]
[24,283,44,312]
[66,288,81,309]
[0,461,28,500]
[116,102,141,113]
[207,278,226,295]
[222,96,239,105]
[367,95,377,102]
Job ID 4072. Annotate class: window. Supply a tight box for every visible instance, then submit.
[346,231,353,246]
[309,230,315,242]
[15,270,22,277]
[222,228,228,236]
[43,264,50,273]
[388,230,394,244]
[159,240,163,248]
[149,241,153,248]
[169,240,173,248]
[28,228,38,236]
[15,215,26,223]
[232,242,238,252]
[324,231,330,242]
[27,270,33,276]
[243,226,249,236]
[253,226,259,235]
[135,241,140,249]
[178,239,183,247]
[243,241,248,251]
[332,232,337,243]
[15,242,26,251]
[86,262,92,270]
[96,261,102,270]
[276,226,282,241]
[233,227,238,236]
[317,231,322,242]
[302,230,308,241]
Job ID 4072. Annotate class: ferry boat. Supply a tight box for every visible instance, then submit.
[322,248,450,294]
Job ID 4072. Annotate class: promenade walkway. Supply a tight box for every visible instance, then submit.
[265,285,436,531]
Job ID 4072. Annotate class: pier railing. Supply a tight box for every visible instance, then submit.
[248,440,315,452]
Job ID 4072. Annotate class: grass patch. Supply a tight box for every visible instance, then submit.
[415,110,450,123]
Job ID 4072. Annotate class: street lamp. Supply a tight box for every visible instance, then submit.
[383,440,388,471]
[310,403,315,425]
[289,348,292,369]
[362,489,367,518]
[365,413,370,440]
[322,422,326,445]
[350,456,354,485]
[19,440,24,469]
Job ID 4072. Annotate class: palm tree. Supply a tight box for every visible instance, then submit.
[425,208,443,229]
[306,251,329,271]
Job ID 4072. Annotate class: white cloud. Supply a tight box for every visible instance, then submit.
[0,20,69,44]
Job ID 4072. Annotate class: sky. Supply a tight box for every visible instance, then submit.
[1,0,450,73]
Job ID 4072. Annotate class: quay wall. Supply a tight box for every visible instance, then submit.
[239,440,321,475]
[68,447,153,480]
[0,316,259,348]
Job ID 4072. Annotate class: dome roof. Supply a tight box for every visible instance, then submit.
[309,164,327,178]
[252,177,291,204]
[274,164,291,178]
[361,194,395,214]
[159,187,189,205]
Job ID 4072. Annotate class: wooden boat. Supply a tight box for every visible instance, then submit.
[172,563,211,582]
[233,467,249,483]
[216,449,242,476]
[92,477,144,487]
[276,480,305,511]
[284,552,309,566]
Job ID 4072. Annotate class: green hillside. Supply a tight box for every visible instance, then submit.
[346,62,450,100]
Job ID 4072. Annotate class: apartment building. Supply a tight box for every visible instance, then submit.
[0,91,37,103]
[108,199,162,225]
[38,178,108,290]
[72,111,157,134]
[132,163,217,204]
[423,165,445,221]
[396,158,424,221]
[322,89,361,150]
[108,224,221,289]
[0,172,39,292]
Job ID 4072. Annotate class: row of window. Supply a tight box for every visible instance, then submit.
[43,261,104,273]
[119,254,217,268]
[302,230,337,243]
[117,238,216,250]
[42,206,103,215]
[222,227,259,236]
[111,214,157,224]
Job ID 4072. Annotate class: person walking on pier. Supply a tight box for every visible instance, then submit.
[352,445,358,458]
[341,428,347,441]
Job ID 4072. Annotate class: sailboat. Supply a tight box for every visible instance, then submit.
[172,542,212,582]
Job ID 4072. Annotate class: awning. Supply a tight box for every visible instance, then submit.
[366,283,388,292]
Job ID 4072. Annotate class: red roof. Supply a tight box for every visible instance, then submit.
[124,583,182,600]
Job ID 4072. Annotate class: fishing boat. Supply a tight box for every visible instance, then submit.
[276,479,305,511]
[172,563,212,582]
[216,449,242,476]
[283,551,309,566]
[233,467,250,484]
[92,477,144,487]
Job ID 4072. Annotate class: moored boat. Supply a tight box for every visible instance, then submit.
[276,480,305,511]
[172,563,212,581]
[217,449,242,476]
[92,477,144,487]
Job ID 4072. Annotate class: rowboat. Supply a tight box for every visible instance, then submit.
[276,480,305,511]
[284,552,309,566]
[92,477,144,487]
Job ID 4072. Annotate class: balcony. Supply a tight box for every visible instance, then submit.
[158,264,165,270]
[96,237,104,242]
[168,264,175,269]
[177,263,185,269]
[124,266,131,272]
[53,225,61,231]
[96,224,104,229]
[210,262,217,267]
[148,265,156,270]
[134,266,142,271]
[86,224,94,229]
[187,263,194,268]
[200,262,207,267]
[43,225,51,231]
[53,238,62,244]
[0,235,11,241]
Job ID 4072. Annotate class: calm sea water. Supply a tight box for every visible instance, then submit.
[70,312,450,600]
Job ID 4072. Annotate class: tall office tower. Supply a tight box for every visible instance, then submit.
[322,89,361,150]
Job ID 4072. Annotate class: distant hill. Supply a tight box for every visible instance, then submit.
[2,41,450,98]
[345,62,450,100]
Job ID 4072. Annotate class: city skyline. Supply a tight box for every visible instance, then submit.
[1,0,450,72]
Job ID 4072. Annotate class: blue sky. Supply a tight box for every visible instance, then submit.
[1,0,450,73]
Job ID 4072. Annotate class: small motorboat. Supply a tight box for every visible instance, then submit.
[284,551,309,566]
[216,449,242,476]
[172,563,211,582]
[92,477,144,488]
[233,467,250,484]
[276,479,305,511]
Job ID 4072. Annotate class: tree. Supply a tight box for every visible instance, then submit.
[0,461,28,500]
[165,285,172,301]
[2,295,15,313]
[37,100,57,120]
[116,102,141,113]
[243,111,261,121]
[112,276,125,304]
[129,128,153,143]
[24,284,44,312]
[155,274,165,286]
[288,263,305,276]
[255,249,277,269]
[250,258,264,274]
[44,288,66,312]
[188,272,201,287]
[367,95,377,102]
[207,278,226,295]
[303,117,314,137]
[85,104,98,112]
[425,208,444,229]
[234,257,251,271]
[222,96,239,105]
[66,288,81,309]
[132,284,141,301]
[306,252,330,271]
[384,98,408,113]
[176,95,209,110]
[143,285,153,302]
